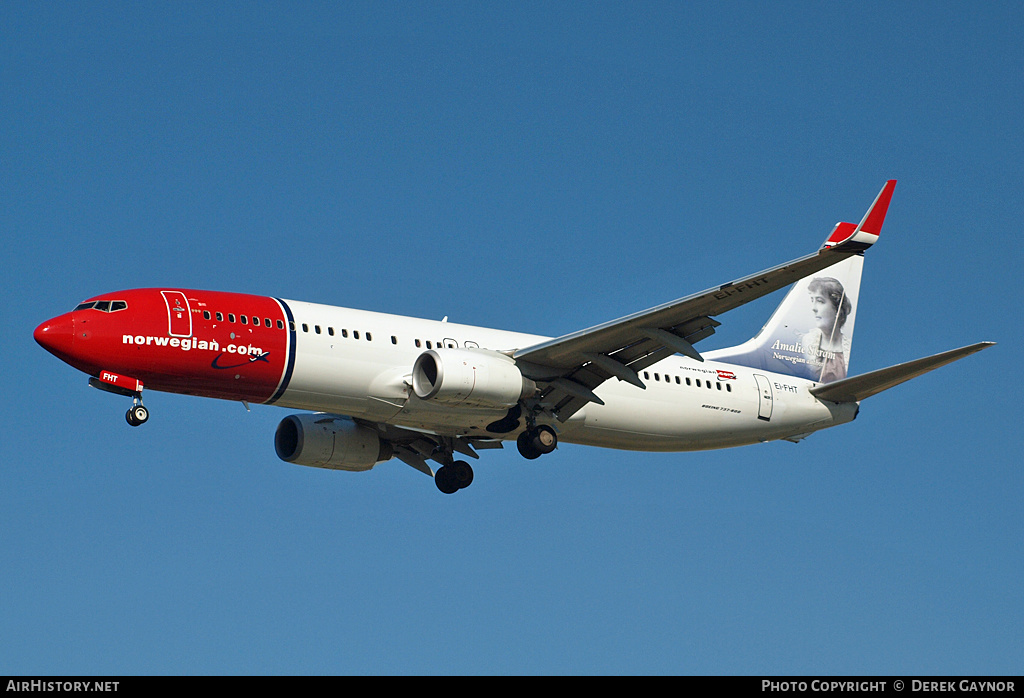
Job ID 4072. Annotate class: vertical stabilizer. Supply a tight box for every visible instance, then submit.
[706,255,864,383]
[705,181,895,384]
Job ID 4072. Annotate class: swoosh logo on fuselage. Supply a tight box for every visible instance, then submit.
[211,352,271,370]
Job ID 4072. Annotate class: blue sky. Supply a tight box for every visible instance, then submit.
[2,1,1021,675]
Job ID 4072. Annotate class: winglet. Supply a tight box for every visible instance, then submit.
[821,180,897,251]
[858,179,897,236]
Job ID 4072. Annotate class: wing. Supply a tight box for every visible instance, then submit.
[513,180,897,421]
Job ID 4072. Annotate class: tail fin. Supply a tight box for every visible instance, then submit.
[706,181,896,384]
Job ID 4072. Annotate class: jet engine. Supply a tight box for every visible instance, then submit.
[411,348,537,409]
[275,414,392,472]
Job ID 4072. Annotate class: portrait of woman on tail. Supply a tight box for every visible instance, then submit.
[801,276,852,383]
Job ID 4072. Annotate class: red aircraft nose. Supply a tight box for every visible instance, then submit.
[34,313,75,361]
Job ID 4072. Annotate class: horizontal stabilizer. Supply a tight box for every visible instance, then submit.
[810,342,995,403]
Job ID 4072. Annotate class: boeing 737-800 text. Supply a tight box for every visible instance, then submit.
[35,181,993,493]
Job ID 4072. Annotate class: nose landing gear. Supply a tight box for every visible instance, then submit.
[88,373,149,427]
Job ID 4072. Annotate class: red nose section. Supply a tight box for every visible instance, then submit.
[34,313,75,361]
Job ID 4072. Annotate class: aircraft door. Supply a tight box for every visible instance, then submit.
[161,291,193,337]
[753,374,773,422]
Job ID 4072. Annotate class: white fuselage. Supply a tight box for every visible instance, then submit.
[270,300,857,451]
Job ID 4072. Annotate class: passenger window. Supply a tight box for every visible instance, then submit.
[391,336,397,345]
[654,373,660,381]
[342,329,348,338]
[367,333,372,341]
[302,323,308,332]
[216,312,223,321]
[241,315,248,325]
[727,384,732,392]
[354,331,360,340]
[415,339,421,348]
[228,313,235,323]
[203,311,211,320]
[315,325,321,334]
[277,320,284,329]
[716,382,722,390]
[426,341,432,349]
[686,377,692,386]
[265,318,272,328]
[643,371,649,379]
[328,327,335,336]
[289,321,295,331]
[696,379,701,387]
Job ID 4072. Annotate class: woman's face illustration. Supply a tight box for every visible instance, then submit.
[809,291,837,333]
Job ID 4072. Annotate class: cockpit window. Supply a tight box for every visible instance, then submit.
[74,300,127,313]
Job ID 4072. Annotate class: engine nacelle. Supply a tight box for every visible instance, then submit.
[411,348,536,409]
[274,414,392,472]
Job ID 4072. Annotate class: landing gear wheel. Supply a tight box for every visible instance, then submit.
[434,466,460,495]
[435,461,474,494]
[517,425,557,459]
[517,431,542,460]
[530,425,557,455]
[126,404,149,427]
[452,460,474,489]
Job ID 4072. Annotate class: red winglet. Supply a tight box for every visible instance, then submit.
[823,221,858,248]
[820,180,896,251]
[857,179,897,237]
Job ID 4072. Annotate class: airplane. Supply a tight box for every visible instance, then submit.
[35,181,994,493]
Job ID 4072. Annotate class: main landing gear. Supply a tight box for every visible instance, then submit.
[485,403,559,462]
[434,460,474,495]
[432,425,556,493]
[516,424,557,460]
